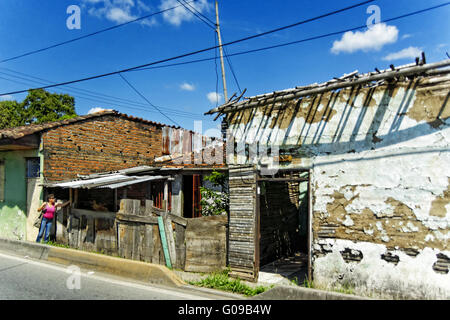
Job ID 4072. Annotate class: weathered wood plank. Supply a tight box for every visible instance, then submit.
[158,216,172,268]
[163,215,177,266]
[72,208,116,219]
[153,210,187,227]
[116,213,158,224]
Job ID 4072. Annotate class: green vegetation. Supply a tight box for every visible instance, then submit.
[302,278,356,295]
[189,268,270,297]
[200,170,229,216]
[0,89,77,129]
[46,241,71,249]
[303,278,315,288]
[335,282,355,295]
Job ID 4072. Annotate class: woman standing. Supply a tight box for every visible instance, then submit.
[36,194,69,243]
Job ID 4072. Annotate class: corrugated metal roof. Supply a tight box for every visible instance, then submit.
[46,174,168,189]
[97,175,167,189]
[48,175,133,189]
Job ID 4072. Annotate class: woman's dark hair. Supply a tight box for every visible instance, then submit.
[47,194,55,200]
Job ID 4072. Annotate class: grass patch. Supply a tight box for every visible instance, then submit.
[46,241,71,249]
[189,269,271,297]
[302,278,356,296]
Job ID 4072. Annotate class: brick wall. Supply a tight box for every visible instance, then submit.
[42,115,163,182]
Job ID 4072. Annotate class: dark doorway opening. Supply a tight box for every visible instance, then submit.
[257,170,310,284]
[182,174,202,218]
[183,175,193,218]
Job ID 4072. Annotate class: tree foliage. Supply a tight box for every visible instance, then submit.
[0,89,77,129]
[200,170,229,216]
[0,100,24,129]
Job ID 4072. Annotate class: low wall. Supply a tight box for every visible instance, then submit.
[54,199,228,273]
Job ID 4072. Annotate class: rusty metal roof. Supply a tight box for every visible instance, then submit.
[0,109,181,140]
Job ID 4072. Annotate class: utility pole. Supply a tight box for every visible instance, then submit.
[215,0,228,103]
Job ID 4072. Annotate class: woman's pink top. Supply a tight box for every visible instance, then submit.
[43,204,56,220]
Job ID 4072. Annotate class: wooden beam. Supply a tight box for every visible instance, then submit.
[153,209,187,227]
[71,208,116,219]
[115,213,158,224]
[210,59,450,114]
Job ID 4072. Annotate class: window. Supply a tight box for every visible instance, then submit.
[0,161,4,202]
[26,157,40,178]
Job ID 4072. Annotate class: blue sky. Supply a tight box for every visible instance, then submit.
[0,0,449,133]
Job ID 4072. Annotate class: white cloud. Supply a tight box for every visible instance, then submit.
[0,95,13,101]
[331,23,398,54]
[207,92,223,104]
[88,107,111,114]
[159,0,211,26]
[383,46,422,61]
[82,0,156,26]
[180,82,196,91]
[402,34,413,40]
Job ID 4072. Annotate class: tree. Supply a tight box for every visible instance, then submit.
[0,100,25,129]
[200,170,229,216]
[0,89,77,129]
[21,89,77,125]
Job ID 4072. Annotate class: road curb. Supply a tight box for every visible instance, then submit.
[0,237,185,288]
[250,285,368,300]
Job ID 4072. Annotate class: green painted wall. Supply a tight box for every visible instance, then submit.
[0,148,40,240]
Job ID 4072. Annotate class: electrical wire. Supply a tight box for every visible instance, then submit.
[0,0,197,64]
[176,0,216,30]
[180,0,242,95]
[130,2,450,75]
[180,0,217,27]
[0,67,201,117]
[0,0,375,96]
[0,73,202,120]
[222,37,242,94]
[118,73,181,127]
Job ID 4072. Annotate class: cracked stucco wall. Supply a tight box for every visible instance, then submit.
[225,73,450,299]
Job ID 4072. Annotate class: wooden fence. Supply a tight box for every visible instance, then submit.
[55,198,227,272]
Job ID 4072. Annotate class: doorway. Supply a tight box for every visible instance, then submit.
[182,174,202,218]
[257,170,310,284]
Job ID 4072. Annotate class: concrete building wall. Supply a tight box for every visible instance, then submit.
[0,149,41,240]
[225,73,450,298]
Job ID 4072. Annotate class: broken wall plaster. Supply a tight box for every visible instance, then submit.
[312,238,450,299]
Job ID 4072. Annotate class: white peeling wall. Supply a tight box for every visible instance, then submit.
[225,74,450,299]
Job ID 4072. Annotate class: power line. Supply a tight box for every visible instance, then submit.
[118,73,181,127]
[180,0,217,27]
[0,73,202,120]
[0,0,374,96]
[0,68,201,117]
[0,1,197,64]
[176,0,215,30]
[222,36,242,94]
[180,0,243,96]
[132,2,450,74]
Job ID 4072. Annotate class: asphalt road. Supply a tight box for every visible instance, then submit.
[0,251,235,300]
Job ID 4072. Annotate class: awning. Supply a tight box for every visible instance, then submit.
[97,176,167,189]
[46,174,168,189]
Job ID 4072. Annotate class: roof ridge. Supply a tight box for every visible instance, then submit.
[0,109,181,140]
